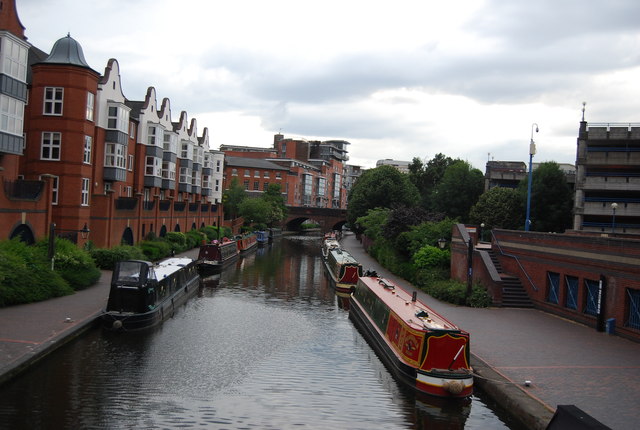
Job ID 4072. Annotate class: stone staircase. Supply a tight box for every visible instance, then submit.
[487,249,534,308]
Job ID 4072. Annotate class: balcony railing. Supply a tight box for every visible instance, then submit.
[159,200,171,211]
[115,197,137,210]
[189,203,199,212]
[142,201,155,211]
[3,179,45,201]
[174,202,186,212]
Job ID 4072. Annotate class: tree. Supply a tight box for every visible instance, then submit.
[469,187,524,230]
[347,165,420,231]
[238,198,271,226]
[223,177,246,219]
[431,160,484,222]
[355,208,390,243]
[518,161,573,232]
[408,153,455,210]
[262,183,288,225]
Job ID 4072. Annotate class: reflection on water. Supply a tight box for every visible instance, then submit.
[0,234,519,429]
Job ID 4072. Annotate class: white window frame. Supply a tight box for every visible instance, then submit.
[107,104,129,133]
[145,156,161,177]
[41,131,61,160]
[40,174,59,205]
[147,125,158,146]
[83,135,92,164]
[179,167,192,184]
[81,178,90,206]
[163,133,178,153]
[162,161,176,180]
[128,154,134,171]
[2,37,28,81]
[43,87,63,116]
[0,94,24,136]
[192,170,201,187]
[86,92,94,121]
[104,142,126,168]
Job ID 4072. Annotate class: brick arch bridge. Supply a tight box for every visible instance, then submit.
[283,206,348,232]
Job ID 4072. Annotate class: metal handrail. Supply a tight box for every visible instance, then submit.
[490,230,538,292]
[587,122,640,129]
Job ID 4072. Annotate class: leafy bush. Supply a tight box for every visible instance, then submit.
[91,245,146,270]
[468,284,493,308]
[37,238,101,290]
[201,225,232,241]
[412,245,450,270]
[138,240,172,261]
[421,279,491,308]
[185,230,206,249]
[422,279,467,305]
[0,239,72,306]
[300,223,320,229]
[164,232,187,253]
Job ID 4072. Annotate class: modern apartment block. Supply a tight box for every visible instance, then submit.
[574,120,640,234]
[375,158,410,173]
[0,2,224,248]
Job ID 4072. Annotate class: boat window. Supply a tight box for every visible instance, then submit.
[147,267,157,282]
[116,261,145,283]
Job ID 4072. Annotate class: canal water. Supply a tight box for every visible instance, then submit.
[0,235,524,429]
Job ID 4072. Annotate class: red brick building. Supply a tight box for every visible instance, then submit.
[221,134,350,209]
[451,224,640,342]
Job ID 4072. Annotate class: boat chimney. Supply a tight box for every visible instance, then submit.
[412,291,417,302]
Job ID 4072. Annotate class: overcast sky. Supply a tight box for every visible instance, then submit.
[18,0,640,170]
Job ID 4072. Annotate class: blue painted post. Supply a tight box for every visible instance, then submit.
[525,124,538,231]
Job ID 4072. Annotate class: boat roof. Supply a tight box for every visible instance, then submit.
[358,276,461,332]
[153,257,193,279]
[328,247,360,265]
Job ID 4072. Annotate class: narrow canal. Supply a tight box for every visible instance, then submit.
[0,235,524,429]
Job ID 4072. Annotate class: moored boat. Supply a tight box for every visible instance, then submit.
[349,272,473,398]
[102,257,200,332]
[323,247,362,294]
[255,230,269,246]
[197,237,239,275]
[236,232,258,254]
[321,235,341,259]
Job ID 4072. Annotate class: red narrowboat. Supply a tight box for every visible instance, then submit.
[350,273,473,398]
[197,238,239,275]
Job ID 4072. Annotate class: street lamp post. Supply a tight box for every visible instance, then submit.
[525,123,539,231]
[437,238,447,249]
[611,202,618,234]
[48,222,90,270]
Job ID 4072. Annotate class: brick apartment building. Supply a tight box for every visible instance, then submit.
[0,2,224,248]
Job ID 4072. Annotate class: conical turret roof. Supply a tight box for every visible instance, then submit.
[41,33,91,68]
